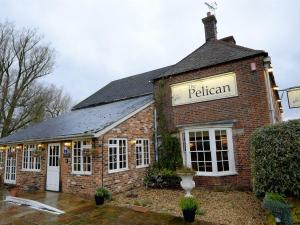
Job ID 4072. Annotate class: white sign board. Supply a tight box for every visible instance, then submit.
[171,72,238,106]
[287,87,300,108]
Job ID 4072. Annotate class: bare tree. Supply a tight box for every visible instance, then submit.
[0,22,55,137]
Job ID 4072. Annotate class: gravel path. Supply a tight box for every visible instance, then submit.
[110,188,267,225]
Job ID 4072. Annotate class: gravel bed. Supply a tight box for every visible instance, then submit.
[109,187,267,225]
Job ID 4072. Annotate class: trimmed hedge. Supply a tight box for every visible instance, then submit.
[250,119,300,197]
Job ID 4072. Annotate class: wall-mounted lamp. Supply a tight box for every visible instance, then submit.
[273,86,279,91]
[64,142,72,147]
[130,140,136,146]
[16,145,22,150]
[267,67,273,73]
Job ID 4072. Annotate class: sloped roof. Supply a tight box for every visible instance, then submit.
[158,39,267,78]
[73,65,172,110]
[0,95,153,144]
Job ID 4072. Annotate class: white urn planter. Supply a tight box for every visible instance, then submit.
[177,168,196,197]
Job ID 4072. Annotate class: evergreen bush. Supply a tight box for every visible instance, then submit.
[250,119,300,197]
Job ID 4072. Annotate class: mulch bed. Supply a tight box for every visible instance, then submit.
[109,187,268,225]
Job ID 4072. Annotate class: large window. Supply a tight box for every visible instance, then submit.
[135,139,150,167]
[108,139,128,172]
[181,127,236,176]
[0,150,4,168]
[22,145,41,171]
[72,140,92,175]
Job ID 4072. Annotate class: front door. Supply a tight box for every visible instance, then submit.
[4,150,16,184]
[46,143,60,191]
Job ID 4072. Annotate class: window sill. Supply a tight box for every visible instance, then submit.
[21,169,41,172]
[71,172,92,176]
[196,171,237,177]
[136,165,149,169]
[108,168,129,174]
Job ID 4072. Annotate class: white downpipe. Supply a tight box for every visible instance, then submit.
[264,69,276,124]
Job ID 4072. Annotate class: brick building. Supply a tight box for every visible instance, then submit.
[0,12,281,194]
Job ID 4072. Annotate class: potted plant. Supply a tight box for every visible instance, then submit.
[7,184,19,197]
[176,167,196,197]
[179,196,199,223]
[95,187,111,205]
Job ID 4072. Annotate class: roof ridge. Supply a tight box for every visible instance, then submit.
[161,42,208,77]
[217,39,265,53]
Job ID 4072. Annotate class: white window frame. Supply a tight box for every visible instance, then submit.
[108,138,128,173]
[0,150,4,168]
[71,140,92,175]
[181,126,236,177]
[22,144,41,172]
[135,139,150,168]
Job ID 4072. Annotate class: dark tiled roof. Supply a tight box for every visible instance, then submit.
[73,65,172,110]
[0,95,153,144]
[158,39,267,78]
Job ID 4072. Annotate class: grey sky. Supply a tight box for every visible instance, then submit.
[0,0,299,120]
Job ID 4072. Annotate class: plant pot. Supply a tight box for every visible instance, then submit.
[95,195,105,205]
[8,186,18,197]
[179,174,195,197]
[182,209,196,223]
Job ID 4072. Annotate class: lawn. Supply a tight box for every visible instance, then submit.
[109,187,268,225]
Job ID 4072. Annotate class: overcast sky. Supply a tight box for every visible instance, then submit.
[0,0,299,120]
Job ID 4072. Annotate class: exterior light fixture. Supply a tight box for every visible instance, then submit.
[280,107,284,110]
[130,140,136,146]
[277,99,281,102]
[16,145,22,150]
[273,86,279,91]
[267,67,273,73]
[64,142,72,147]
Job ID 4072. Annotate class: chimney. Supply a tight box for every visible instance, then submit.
[202,12,217,41]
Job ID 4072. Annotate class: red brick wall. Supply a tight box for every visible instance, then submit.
[154,56,276,189]
[61,104,155,195]
[99,104,155,193]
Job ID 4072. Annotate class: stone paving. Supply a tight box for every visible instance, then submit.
[0,188,214,225]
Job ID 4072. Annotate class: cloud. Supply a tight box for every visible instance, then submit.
[0,0,299,119]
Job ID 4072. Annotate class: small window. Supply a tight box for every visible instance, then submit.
[108,139,128,172]
[135,139,150,167]
[22,145,41,171]
[72,140,92,175]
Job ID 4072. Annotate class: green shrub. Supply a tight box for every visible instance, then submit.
[95,187,111,199]
[144,164,181,189]
[179,197,199,211]
[250,119,300,197]
[263,192,292,225]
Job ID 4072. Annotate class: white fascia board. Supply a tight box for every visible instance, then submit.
[94,100,154,138]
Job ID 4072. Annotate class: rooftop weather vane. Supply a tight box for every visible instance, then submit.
[205,1,218,14]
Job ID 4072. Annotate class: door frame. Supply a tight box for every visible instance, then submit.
[46,143,61,192]
[4,150,17,184]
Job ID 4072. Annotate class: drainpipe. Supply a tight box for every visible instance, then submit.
[154,108,158,161]
[263,56,276,124]
[101,136,104,188]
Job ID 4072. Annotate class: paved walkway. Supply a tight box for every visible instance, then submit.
[0,188,214,225]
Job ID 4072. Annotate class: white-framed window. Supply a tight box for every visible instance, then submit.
[181,127,236,176]
[22,144,41,171]
[135,139,150,167]
[0,150,4,168]
[72,140,92,175]
[108,138,128,173]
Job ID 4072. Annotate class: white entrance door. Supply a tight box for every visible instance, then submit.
[4,151,16,184]
[46,143,60,191]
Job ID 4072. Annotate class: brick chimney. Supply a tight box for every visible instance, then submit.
[202,12,217,41]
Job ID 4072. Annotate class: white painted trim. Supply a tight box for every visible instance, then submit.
[4,146,17,184]
[135,138,150,168]
[108,138,128,173]
[94,100,154,137]
[71,140,93,175]
[182,127,237,176]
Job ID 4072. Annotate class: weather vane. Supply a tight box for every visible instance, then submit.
[205,1,217,14]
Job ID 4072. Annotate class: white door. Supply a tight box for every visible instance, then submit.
[46,143,60,191]
[4,151,16,184]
